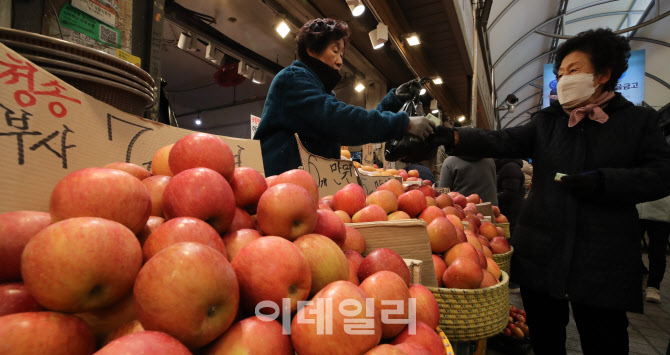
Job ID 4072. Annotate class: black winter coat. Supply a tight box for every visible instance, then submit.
[495,159,525,233]
[452,93,670,312]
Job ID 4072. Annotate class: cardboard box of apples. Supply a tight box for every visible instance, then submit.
[1,132,459,355]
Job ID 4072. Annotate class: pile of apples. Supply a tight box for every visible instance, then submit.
[503,306,529,339]
[0,132,453,355]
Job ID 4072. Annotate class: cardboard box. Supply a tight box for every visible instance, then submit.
[404,259,423,285]
[0,42,264,213]
[476,202,494,219]
[347,220,438,287]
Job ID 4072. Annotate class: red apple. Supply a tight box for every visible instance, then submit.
[313,209,347,246]
[334,210,352,223]
[104,320,144,345]
[228,207,256,233]
[342,225,366,254]
[426,217,459,253]
[409,284,440,329]
[408,170,420,178]
[399,171,409,180]
[435,194,454,208]
[0,283,41,316]
[134,242,239,348]
[477,235,491,249]
[344,250,364,286]
[395,343,432,355]
[142,217,226,262]
[388,211,412,220]
[398,190,428,218]
[418,185,435,198]
[137,216,165,246]
[358,248,411,286]
[22,217,141,312]
[490,237,511,254]
[257,183,318,241]
[444,242,479,266]
[275,169,320,204]
[50,168,151,234]
[232,237,311,314]
[495,214,509,223]
[442,206,459,217]
[168,132,235,181]
[74,292,136,345]
[432,255,447,287]
[377,179,405,197]
[0,312,96,355]
[366,190,399,214]
[265,175,278,187]
[466,194,481,204]
[426,196,437,207]
[230,167,268,214]
[163,167,236,234]
[294,234,350,296]
[222,228,263,261]
[320,195,335,210]
[319,204,333,211]
[496,226,506,237]
[480,270,499,288]
[290,281,382,355]
[0,211,51,282]
[482,245,494,259]
[442,257,483,289]
[456,228,467,243]
[444,213,462,228]
[151,144,174,176]
[205,316,293,355]
[419,206,446,226]
[333,183,366,217]
[365,344,407,354]
[142,175,171,217]
[486,257,502,280]
[476,249,488,269]
[492,205,501,217]
[360,271,411,338]
[452,195,467,208]
[97,331,191,355]
[391,321,444,355]
[466,235,483,252]
[104,162,152,180]
[352,205,388,223]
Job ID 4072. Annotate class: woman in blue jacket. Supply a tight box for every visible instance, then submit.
[253,18,434,176]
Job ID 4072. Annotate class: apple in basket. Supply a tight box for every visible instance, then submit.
[342,226,366,254]
[294,234,350,296]
[490,237,511,254]
[358,248,412,286]
[0,283,41,316]
[0,211,52,282]
[333,183,366,217]
[256,183,318,240]
[0,312,96,355]
[275,169,320,205]
[96,331,191,355]
[359,271,411,339]
[409,284,440,330]
[204,316,293,355]
[391,320,445,355]
[168,132,235,181]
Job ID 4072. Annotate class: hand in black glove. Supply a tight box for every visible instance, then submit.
[396,80,422,102]
[431,125,456,151]
[407,116,435,139]
[560,171,603,198]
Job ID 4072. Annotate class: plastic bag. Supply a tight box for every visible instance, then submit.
[385,97,440,163]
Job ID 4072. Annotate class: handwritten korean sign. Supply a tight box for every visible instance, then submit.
[250,114,261,138]
[295,134,357,197]
[357,174,398,196]
[361,143,374,166]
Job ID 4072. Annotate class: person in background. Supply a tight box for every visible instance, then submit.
[439,156,498,205]
[403,163,436,185]
[637,195,670,303]
[431,28,670,354]
[254,18,434,176]
[495,159,525,234]
[522,160,533,198]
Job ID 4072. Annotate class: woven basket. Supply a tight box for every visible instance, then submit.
[495,222,511,239]
[436,327,455,355]
[428,271,509,342]
[492,246,514,276]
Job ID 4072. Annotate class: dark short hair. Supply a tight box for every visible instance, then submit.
[297,18,350,61]
[553,28,631,92]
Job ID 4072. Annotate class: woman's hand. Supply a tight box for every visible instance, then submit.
[407,116,435,139]
[396,80,422,102]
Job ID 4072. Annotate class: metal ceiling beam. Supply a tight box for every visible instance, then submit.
[510,75,543,96]
[496,50,555,91]
[500,91,542,121]
[617,0,640,32]
[534,10,670,39]
[487,0,520,31]
[530,83,542,89]
[629,0,655,38]
[646,72,670,91]
[565,11,645,25]
[630,37,670,48]
[503,107,538,128]
[548,0,569,63]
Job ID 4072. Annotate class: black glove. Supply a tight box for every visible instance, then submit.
[396,80,422,102]
[432,125,456,151]
[560,171,603,198]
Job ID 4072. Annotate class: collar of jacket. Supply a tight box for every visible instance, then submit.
[296,57,342,93]
[546,92,633,119]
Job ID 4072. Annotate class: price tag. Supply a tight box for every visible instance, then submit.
[295,134,357,197]
[250,114,261,138]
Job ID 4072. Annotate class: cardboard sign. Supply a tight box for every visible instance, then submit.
[0,43,263,213]
[295,134,357,197]
[361,143,374,166]
[358,174,400,196]
[250,114,261,138]
[476,202,494,218]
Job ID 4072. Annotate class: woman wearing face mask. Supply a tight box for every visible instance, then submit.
[432,28,670,355]
[254,18,434,176]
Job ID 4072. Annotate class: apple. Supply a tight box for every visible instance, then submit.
[442,206,459,217]
[365,344,407,354]
[344,250,364,286]
[0,312,96,355]
[142,217,226,262]
[290,281,382,355]
[230,167,268,214]
[22,217,141,312]
[342,225,366,254]
[480,270,499,288]
[425,196,437,208]
[435,194,453,208]
[477,235,491,249]
[398,190,428,218]
[496,227,506,237]
[452,195,467,208]
[352,205,388,223]
[442,257,483,289]
[366,190,398,214]
[265,175,278,187]
[333,183,366,217]
[398,171,409,180]
[275,169,320,205]
[444,242,479,266]
[486,258,502,280]
[466,194,481,204]
[426,217,459,253]
[151,144,174,176]
[257,183,318,241]
[103,162,152,180]
[490,237,511,254]
[313,209,347,246]
[334,210,352,223]
[419,206,446,226]
[431,255,447,287]
[409,284,440,330]
[294,234,350,296]
[444,214,463,230]
[205,316,293,355]
[476,249,488,269]
[388,211,411,220]
[408,170,420,178]
[358,248,411,286]
[492,205,501,217]
[141,175,171,217]
[320,195,335,210]
[391,321,444,355]
[74,292,136,345]
[377,178,405,197]
[232,237,311,314]
[422,180,433,186]
[135,242,239,348]
[464,218,480,234]
[465,214,482,228]
[50,168,151,234]
[455,228,467,243]
[495,214,509,223]
[466,235,483,252]
[168,132,235,181]
[319,204,333,211]
[0,211,51,282]
[137,216,165,246]
[228,207,256,233]
[104,320,144,345]
[454,205,466,219]
[360,271,410,338]
[395,343,432,355]
[97,331,191,355]
[418,185,435,198]
[0,283,41,316]
[222,228,263,261]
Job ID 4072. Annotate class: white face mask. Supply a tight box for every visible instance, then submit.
[557,73,598,109]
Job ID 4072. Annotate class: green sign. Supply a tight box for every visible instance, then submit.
[59,3,120,48]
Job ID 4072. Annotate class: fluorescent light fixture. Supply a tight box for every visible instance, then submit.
[432,77,443,85]
[252,70,266,84]
[177,32,192,50]
[346,0,365,16]
[419,88,426,95]
[206,45,224,65]
[194,119,201,125]
[430,99,438,114]
[458,115,466,122]
[238,61,253,79]
[368,23,388,50]
[406,33,420,46]
[276,21,290,38]
[355,83,366,92]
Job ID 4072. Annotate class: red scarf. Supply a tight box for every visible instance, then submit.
[563,91,616,128]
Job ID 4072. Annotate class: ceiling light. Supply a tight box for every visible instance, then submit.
[406,33,420,46]
[238,61,253,79]
[432,77,443,85]
[346,0,365,16]
[276,21,290,38]
[430,99,438,114]
[419,87,426,95]
[458,115,466,122]
[252,70,266,84]
[355,83,366,92]
[206,45,224,65]
[194,117,202,125]
[177,32,192,50]
[368,23,388,50]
